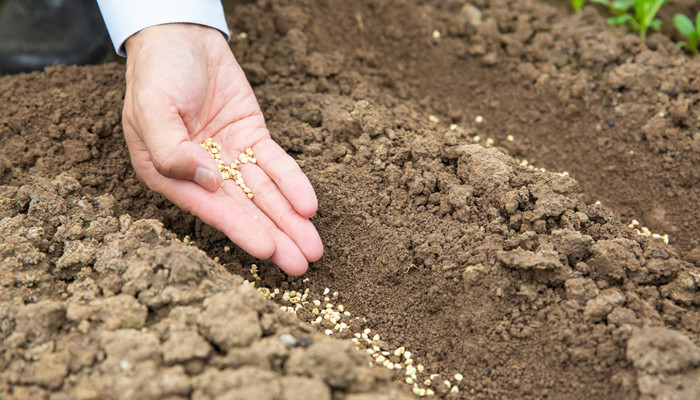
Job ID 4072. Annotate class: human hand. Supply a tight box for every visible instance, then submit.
[122,23,322,275]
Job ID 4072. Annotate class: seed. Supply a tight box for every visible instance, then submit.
[429,114,440,123]
[247,193,254,199]
[406,377,414,385]
[246,147,254,156]
[475,115,484,123]
[454,373,463,381]
[432,30,440,39]
[417,364,424,373]
[506,134,514,142]
[450,386,460,393]
[444,380,451,388]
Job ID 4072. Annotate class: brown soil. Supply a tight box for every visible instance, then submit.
[2,0,700,399]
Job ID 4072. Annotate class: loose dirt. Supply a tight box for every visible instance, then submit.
[1,0,700,399]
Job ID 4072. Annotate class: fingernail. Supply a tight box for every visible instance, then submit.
[194,167,217,191]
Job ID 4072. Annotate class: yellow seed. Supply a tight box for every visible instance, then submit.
[247,193,254,199]
[246,147,254,156]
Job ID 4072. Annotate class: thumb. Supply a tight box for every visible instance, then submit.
[150,140,223,192]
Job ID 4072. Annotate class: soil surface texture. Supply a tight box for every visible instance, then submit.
[2,0,700,399]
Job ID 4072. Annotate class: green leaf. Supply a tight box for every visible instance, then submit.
[611,0,634,11]
[675,14,694,34]
[696,12,700,32]
[608,14,634,27]
[675,14,694,37]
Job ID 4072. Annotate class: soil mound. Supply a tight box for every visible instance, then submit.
[1,0,700,399]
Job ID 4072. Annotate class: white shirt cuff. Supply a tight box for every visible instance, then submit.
[96,0,230,57]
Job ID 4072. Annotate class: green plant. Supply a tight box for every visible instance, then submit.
[674,12,700,54]
[592,0,669,39]
[591,0,635,16]
[571,0,587,13]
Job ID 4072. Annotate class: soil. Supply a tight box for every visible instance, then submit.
[2,0,700,399]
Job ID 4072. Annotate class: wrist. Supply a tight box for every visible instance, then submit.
[124,23,224,57]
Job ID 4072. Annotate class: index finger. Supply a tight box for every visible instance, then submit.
[252,138,318,218]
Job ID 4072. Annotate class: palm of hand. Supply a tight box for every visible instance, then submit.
[121,25,322,275]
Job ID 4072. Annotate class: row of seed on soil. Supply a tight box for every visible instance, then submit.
[242,264,464,397]
[443,117,670,243]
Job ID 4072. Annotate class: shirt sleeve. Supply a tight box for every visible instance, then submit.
[95,0,230,57]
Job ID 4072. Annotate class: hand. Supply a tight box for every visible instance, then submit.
[122,23,323,275]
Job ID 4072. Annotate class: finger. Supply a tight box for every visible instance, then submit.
[240,163,323,262]
[251,138,318,218]
[143,170,275,259]
[130,98,222,192]
[267,229,310,276]
[221,182,311,274]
